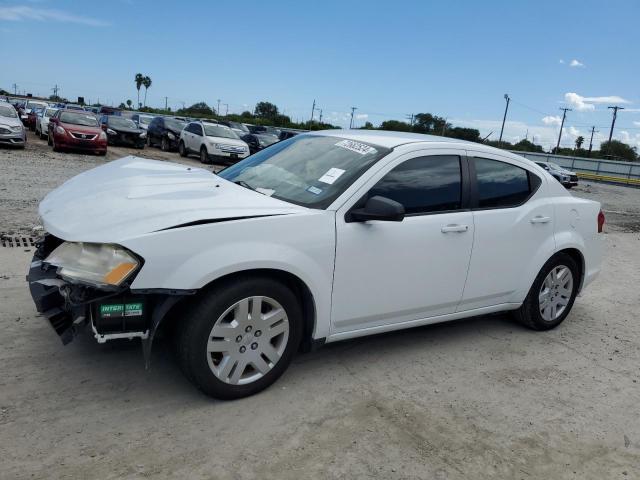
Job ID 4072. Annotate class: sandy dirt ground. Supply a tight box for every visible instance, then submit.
[1,133,639,479]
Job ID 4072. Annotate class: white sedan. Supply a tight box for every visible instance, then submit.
[27,131,604,399]
[35,107,58,139]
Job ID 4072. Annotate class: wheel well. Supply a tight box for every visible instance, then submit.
[556,248,585,291]
[201,269,317,351]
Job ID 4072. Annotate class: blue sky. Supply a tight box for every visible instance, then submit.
[1,0,639,149]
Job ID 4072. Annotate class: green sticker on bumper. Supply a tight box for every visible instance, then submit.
[100,302,143,318]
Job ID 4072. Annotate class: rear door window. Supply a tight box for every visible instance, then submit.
[474,158,535,208]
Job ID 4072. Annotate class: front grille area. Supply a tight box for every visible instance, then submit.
[70,132,97,140]
[219,145,246,153]
[570,175,578,182]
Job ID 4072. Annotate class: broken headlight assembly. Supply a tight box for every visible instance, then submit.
[44,242,141,289]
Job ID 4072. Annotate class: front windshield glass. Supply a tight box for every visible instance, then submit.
[229,122,249,132]
[218,135,391,209]
[0,105,18,118]
[166,118,186,131]
[139,116,152,125]
[548,162,562,170]
[204,124,238,139]
[59,111,98,127]
[27,101,47,110]
[44,108,57,117]
[109,117,138,129]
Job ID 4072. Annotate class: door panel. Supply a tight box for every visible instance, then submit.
[331,151,473,334]
[459,155,552,310]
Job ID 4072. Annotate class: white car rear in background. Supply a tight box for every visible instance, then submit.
[179,121,250,163]
[27,130,604,399]
[35,107,58,139]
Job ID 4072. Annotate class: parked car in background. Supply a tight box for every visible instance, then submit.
[100,115,146,148]
[97,106,122,116]
[534,162,579,189]
[279,129,302,141]
[48,110,107,155]
[218,120,250,137]
[179,121,249,163]
[21,100,48,124]
[0,102,26,148]
[27,131,604,399]
[240,132,280,154]
[245,124,281,137]
[26,106,45,131]
[147,116,187,151]
[62,103,85,111]
[35,107,59,139]
[131,113,154,131]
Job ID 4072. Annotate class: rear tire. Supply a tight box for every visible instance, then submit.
[47,134,52,146]
[179,141,187,157]
[161,136,170,151]
[176,276,302,399]
[52,136,59,152]
[513,253,579,331]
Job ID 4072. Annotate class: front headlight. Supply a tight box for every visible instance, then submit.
[45,242,140,288]
[10,125,23,132]
[139,131,147,138]
[167,132,175,140]
[99,131,107,140]
[107,128,117,135]
[55,126,66,135]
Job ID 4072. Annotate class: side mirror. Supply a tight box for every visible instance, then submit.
[347,196,405,223]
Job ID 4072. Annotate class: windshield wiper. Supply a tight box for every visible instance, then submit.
[233,180,256,191]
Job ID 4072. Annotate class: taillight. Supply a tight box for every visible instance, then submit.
[597,209,605,233]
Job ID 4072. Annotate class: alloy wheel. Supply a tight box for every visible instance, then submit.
[539,265,573,321]
[206,296,289,385]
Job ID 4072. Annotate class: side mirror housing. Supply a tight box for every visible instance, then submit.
[347,196,405,223]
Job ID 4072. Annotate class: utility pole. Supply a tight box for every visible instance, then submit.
[217,99,221,116]
[607,106,624,143]
[12,83,18,95]
[164,96,168,110]
[498,94,510,143]
[405,113,414,126]
[441,117,448,136]
[309,99,316,125]
[588,126,597,157]
[525,129,529,142]
[555,107,571,152]
[52,84,60,98]
[349,107,357,129]
[319,109,323,124]
[223,103,229,116]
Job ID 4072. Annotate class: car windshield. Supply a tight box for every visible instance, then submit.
[44,108,57,117]
[166,118,186,130]
[59,111,98,127]
[138,116,152,125]
[256,134,279,145]
[0,105,18,118]
[27,102,47,109]
[204,124,238,139]
[218,135,391,209]
[109,117,138,129]
[229,122,249,132]
[548,162,563,170]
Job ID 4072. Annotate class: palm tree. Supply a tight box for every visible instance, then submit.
[134,73,144,108]
[575,135,585,150]
[126,99,132,110]
[142,76,152,107]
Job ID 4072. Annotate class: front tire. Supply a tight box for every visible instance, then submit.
[178,141,187,157]
[161,136,170,151]
[177,276,302,399]
[513,253,579,330]
[200,146,209,163]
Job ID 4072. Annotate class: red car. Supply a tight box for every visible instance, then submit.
[48,110,107,155]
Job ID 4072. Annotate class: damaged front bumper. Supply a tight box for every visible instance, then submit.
[27,235,194,365]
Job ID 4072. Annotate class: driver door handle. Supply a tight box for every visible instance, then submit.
[441,224,469,233]
[530,216,551,224]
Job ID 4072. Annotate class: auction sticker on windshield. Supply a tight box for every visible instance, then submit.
[318,167,346,185]
[335,139,377,155]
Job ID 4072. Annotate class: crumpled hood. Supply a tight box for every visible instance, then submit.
[39,156,306,243]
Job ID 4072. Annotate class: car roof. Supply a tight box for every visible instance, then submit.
[306,129,534,160]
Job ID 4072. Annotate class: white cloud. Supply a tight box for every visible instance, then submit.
[542,115,562,126]
[569,59,585,68]
[559,59,565,64]
[355,113,368,120]
[633,121,640,127]
[0,6,109,27]
[564,92,631,111]
[568,126,581,137]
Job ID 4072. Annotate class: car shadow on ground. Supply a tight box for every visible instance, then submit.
[59,311,525,404]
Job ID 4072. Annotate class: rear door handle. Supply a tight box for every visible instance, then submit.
[530,216,551,224]
[441,224,469,233]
